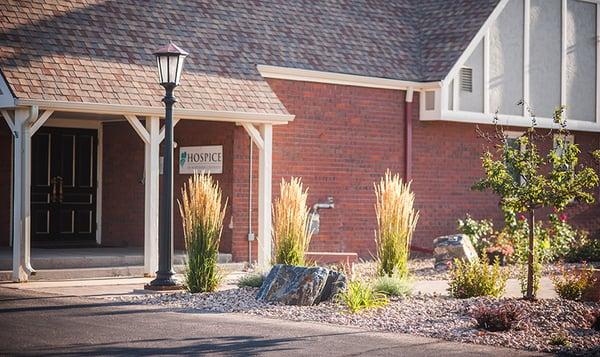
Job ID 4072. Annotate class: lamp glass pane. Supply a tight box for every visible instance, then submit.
[168,55,178,85]
[175,55,185,85]
[158,55,170,84]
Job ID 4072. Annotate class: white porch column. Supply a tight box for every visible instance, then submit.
[257,124,273,269]
[144,116,160,276]
[7,106,54,282]
[11,108,28,281]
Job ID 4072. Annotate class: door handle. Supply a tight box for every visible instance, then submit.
[50,177,57,203]
[57,176,63,203]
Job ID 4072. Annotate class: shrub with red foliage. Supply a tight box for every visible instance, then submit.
[471,303,523,332]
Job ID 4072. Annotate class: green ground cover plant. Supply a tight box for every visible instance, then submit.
[373,275,412,297]
[337,280,389,313]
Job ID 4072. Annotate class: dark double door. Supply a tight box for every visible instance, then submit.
[31,127,98,246]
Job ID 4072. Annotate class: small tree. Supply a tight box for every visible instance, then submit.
[473,105,600,300]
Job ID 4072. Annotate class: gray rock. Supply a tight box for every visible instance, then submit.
[433,234,478,270]
[315,270,347,304]
[256,264,346,306]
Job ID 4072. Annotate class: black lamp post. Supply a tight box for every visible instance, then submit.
[146,43,188,290]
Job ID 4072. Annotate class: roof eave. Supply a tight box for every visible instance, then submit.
[13,98,295,124]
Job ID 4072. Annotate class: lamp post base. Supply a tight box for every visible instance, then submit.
[144,274,183,291]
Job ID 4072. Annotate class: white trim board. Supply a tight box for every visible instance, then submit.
[13,99,295,125]
[257,65,441,91]
[436,110,600,132]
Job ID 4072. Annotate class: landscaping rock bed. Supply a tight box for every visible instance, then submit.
[112,288,600,355]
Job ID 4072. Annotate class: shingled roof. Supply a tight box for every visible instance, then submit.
[0,0,500,114]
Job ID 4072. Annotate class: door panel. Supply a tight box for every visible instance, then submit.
[31,127,98,245]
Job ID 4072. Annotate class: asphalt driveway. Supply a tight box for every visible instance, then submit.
[0,287,545,356]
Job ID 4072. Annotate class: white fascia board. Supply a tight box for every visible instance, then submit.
[442,0,511,85]
[435,109,600,132]
[257,64,441,91]
[14,99,295,125]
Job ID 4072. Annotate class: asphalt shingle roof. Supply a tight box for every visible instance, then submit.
[0,0,500,114]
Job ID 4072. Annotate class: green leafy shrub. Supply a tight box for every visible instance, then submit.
[567,235,600,262]
[448,256,508,298]
[552,266,597,301]
[337,280,389,313]
[273,177,312,266]
[549,332,572,347]
[374,170,419,278]
[179,173,227,293]
[458,214,494,256]
[471,304,523,332]
[237,272,265,288]
[373,275,412,297]
[547,213,578,259]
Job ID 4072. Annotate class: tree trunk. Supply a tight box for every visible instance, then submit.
[526,209,535,300]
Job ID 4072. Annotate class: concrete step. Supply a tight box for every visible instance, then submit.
[0,262,245,281]
[0,251,232,270]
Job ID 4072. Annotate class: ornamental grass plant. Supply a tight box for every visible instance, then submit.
[374,170,419,278]
[337,280,389,313]
[273,177,312,266]
[373,274,412,297]
[178,172,227,293]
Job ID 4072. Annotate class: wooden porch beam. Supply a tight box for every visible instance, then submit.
[124,114,150,144]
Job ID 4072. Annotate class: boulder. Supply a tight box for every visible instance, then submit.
[315,270,347,304]
[256,264,347,306]
[433,234,478,270]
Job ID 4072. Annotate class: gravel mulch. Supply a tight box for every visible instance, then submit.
[112,288,600,355]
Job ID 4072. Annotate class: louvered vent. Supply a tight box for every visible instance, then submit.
[460,67,473,92]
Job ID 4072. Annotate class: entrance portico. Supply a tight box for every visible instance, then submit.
[1,101,291,282]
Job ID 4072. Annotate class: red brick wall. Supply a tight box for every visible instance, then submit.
[230,80,600,261]
[231,79,407,261]
[101,121,145,247]
[0,119,11,246]
[411,117,504,248]
[101,120,234,252]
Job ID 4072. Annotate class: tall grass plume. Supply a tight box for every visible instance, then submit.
[273,177,312,266]
[374,170,419,278]
[178,172,227,293]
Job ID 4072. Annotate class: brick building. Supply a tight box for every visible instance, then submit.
[1,0,599,281]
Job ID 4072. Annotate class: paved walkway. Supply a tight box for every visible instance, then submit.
[1,274,557,299]
[0,287,546,356]
[412,277,557,299]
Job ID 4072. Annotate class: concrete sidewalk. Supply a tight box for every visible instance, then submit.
[0,271,247,299]
[412,277,557,299]
[1,274,557,300]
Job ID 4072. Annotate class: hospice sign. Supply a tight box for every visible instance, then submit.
[179,145,223,174]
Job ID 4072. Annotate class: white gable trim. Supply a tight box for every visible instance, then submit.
[257,65,440,91]
[0,71,16,108]
[442,0,511,85]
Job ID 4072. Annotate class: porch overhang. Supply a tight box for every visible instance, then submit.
[12,99,295,125]
[4,97,282,281]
